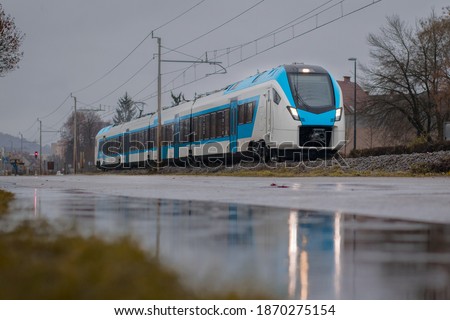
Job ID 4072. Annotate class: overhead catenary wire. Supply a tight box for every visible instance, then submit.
[71,0,208,94]
[207,0,337,54]
[162,0,266,55]
[28,0,381,144]
[141,0,342,101]
[21,119,38,135]
[38,94,71,120]
[140,0,382,103]
[104,0,265,102]
[48,107,74,130]
[87,57,155,106]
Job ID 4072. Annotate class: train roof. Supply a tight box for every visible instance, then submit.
[223,64,327,95]
[95,63,331,137]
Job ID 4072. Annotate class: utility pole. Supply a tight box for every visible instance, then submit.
[348,57,357,150]
[38,119,42,175]
[71,94,77,174]
[151,34,225,172]
[19,132,23,154]
[152,33,162,172]
[37,120,61,176]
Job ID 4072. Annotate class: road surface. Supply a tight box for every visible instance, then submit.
[2,175,449,223]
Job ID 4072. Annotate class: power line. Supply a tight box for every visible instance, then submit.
[21,119,38,134]
[81,1,263,107]
[208,0,337,53]
[132,76,158,100]
[39,94,71,120]
[141,0,382,102]
[161,45,204,61]
[164,0,266,55]
[148,0,338,96]
[87,57,155,105]
[48,107,73,130]
[71,0,208,94]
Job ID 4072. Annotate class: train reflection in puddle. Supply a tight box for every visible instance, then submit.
[13,188,450,299]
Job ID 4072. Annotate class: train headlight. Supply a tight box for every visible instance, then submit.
[287,106,300,121]
[335,107,342,121]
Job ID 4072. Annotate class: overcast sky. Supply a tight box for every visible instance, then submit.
[1,0,448,145]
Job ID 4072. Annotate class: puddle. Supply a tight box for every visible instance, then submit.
[5,187,450,299]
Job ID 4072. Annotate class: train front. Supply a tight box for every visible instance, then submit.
[276,64,345,157]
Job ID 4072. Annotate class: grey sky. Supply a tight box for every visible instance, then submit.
[1,0,448,146]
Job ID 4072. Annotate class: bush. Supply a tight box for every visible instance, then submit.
[349,142,450,158]
[410,156,450,174]
[0,189,14,214]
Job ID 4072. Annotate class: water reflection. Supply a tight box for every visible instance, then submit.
[7,188,450,299]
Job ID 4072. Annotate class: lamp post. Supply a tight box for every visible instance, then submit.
[348,57,357,150]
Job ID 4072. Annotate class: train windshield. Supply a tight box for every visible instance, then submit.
[288,73,334,111]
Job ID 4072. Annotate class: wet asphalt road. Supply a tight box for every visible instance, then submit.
[1,175,450,299]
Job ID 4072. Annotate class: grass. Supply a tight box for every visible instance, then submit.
[91,158,450,178]
[0,189,14,214]
[0,189,267,299]
[162,166,438,178]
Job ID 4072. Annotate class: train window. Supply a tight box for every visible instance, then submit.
[194,116,199,141]
[166,124,174,144]
[237,102,255,125]
[210,112,216,139]
[180,119,189,143]
[192,117,198,141]
[134,132,140,150]
[186,118,191,142]
[204,114,211,140]
[224,108,230,136]
[245,102,254,124]
[163,126,167,146]
[99,140,105,155]
[238,103,245,124]
[273,89,281,105]
[216,111,224,138]
[289,73,334,109]
[118,135,123,154]
[180,120,185,142]
[138,131,145,150]
[198,115,204,140]
[162,125,171,145]
[129,133,135,150]
[147,127,154,149]
[104,137,121,156]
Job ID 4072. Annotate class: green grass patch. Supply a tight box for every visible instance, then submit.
[166,167,415,178]
[0,189,14,214]
[0,221,192,299]
[0,192,267,299]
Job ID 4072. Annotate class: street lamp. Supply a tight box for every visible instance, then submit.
[348,57,357,150]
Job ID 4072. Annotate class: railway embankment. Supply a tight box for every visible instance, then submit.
[156,150,450,176]
[344,150,450,174]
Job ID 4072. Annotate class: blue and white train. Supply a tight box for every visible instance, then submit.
[95,63,345,169]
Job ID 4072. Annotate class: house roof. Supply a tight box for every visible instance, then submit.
[337,76,368,113]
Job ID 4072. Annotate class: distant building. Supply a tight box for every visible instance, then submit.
[51,140,66,159]
[337,76,384,154]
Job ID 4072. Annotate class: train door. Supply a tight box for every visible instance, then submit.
[123,130,130,165]
[173,114,180,160]
[266,89,272,134]
[229,98,238,153]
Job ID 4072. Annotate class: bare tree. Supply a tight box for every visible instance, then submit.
[415,8,450,141]
[0,4,24,77]
[60,111,108,167]
[362,9,450,143]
